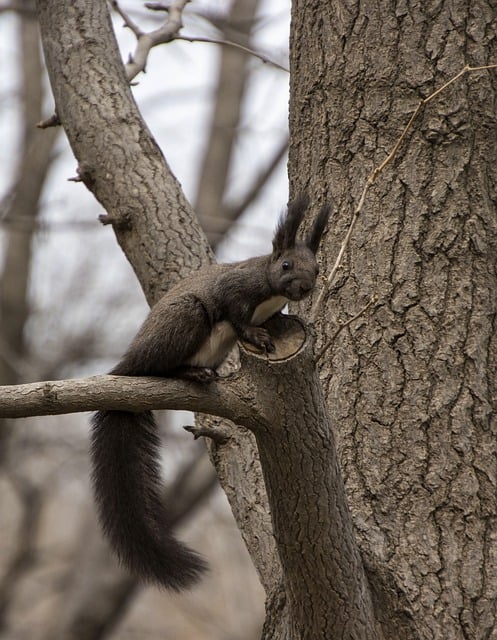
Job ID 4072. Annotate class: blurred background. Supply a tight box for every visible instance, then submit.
[0,1,290,638]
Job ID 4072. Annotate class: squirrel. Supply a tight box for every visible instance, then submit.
[90,195,331,590]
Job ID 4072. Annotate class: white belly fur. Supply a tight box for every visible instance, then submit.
[186,296,288,368]
[251,295,288,325]
[186,321,236,368]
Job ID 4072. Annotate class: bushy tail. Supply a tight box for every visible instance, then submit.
[90,410,207,590]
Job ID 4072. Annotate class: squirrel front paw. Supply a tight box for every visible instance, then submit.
[242,326,275,353]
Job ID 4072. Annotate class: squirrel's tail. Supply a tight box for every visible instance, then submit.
[90,410,207,590]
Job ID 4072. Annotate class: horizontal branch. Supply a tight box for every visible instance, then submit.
[0,373,254,424]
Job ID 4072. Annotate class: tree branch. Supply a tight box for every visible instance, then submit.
[0,325,380,636]
[0,373,255,423]
[176,35,289,72]
[111,0,287,84]
[111,0,190,81]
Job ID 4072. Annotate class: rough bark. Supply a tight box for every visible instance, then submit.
[289,1,497,638]
[34,0,497,636]
[8,4,387,623]
[250,349,379,638]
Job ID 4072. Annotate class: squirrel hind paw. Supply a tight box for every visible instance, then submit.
[176,366,218,383]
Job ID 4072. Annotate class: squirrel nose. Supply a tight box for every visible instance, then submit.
[302,281,313,292]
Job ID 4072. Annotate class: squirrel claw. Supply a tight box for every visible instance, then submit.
[243,326,275,354]
[265,340,276,353]
[176,366,218,383]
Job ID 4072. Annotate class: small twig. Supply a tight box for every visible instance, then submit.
[369,64,497,183]
[110,0,288,81]
[176,35,289,72]
[110,0,190,81]
[369,105,422,183]
[311,62,497,321]
[111,0,143,36]
[98,213,114,225]
[316,296,378,362]
[311,185,367,320]
[183,423,230,444]
[36,113,60,129]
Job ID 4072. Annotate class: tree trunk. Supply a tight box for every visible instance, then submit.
[35,1,385,636]
[248,342,378,639]
[32,0,497,637]
[289,1,497,638]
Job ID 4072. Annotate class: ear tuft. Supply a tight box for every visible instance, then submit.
[306,202,332,254]
[272,194,310,254]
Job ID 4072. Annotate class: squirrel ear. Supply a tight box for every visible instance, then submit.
[272,194,310,253]
[306,203,331,254]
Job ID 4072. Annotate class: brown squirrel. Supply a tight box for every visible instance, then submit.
[90,196,330,590]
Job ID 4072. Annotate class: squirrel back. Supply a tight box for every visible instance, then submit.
[90,196,331,589]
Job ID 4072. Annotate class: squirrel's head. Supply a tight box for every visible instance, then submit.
[268,195,331,301]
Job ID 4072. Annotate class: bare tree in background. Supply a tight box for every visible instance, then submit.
[194,0,288,245]
[0,3,58,630]
[2,0,497,638]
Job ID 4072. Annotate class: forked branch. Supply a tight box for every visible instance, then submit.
[111,0,190,80]
[111,0,288,81]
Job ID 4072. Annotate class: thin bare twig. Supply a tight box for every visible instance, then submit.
[316,296,377,362]
[369,64,497,182]
[310,62,497,322]
[111,0,143,36]
[311,184,368,320]
[176,35,289,72]
[36,112,60,128]
[144,1,169,10]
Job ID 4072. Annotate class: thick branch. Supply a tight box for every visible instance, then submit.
[241,342,380,638]
[0,373,255,424]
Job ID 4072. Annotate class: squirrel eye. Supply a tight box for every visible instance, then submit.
[282,261,291,271]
